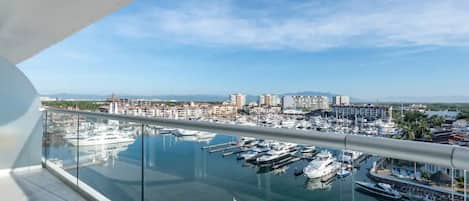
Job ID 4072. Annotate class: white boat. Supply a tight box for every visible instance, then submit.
[336,168,351,178]
[159,128,176,135]
[240,151,259,161]
[301,145,316,153]
[174,129,199,136]
[355,181,402,200]
[305,178,332,191]
[303,151,340,179]
[256,148,290,165]
[67,133,135,146]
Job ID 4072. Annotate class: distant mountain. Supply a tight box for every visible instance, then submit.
[42,93,228,102]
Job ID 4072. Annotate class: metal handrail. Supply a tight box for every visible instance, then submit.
[46,108,469,170]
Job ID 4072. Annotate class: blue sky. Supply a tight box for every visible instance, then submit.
[18,0,469,100]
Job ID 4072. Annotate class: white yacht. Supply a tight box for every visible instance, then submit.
[159,128,177,135]
[303,151,340,179]
[256,147,291,165]
[240,151,259,161]
[67,133,135,146]
[174,129,199,136]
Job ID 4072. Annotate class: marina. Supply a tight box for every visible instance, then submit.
[44,122,469,201]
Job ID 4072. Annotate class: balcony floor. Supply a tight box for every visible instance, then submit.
[0,167,86,201]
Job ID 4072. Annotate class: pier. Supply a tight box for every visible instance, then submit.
[202,141,236,150]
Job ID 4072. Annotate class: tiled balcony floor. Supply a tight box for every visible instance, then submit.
[0,167,87,201]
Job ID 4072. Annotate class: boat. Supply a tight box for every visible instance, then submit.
[336,168,351,178]
[174,129,199,136]
[355,181,402,200]
[67,133,135,146]
[159,128,176,135]
[305,178,332,191]
[240,151,259,161]
[301,145,316,153]
[256,148,291,165]
[303,150,340,179]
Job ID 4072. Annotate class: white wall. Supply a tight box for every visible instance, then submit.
[0,56,42,169]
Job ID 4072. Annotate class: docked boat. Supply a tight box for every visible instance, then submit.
[355,181,402,200]
[301,145,316,153]
[159,128,177,135]
[174,129,199,136]
[336,168,351,178]
[256,148,291,165]
[303,151,340,179]
[240,151,259,161]
[67,133,135,146]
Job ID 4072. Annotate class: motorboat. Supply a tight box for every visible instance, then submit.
[240,151,259,161]
[303,150,340,179]
[174,129,199,136]
[336,168,351,178]
[256,148,290,165]
[159,128,177,135]
[355,181,402,200]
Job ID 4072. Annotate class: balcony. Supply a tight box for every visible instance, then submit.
[40,108,469,201]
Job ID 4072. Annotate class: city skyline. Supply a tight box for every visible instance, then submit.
[18,0,469,100]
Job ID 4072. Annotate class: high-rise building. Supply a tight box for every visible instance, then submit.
[282,96,329,111]
[259,94,281,107]
[333,96,350,105]
[230,93,246,109]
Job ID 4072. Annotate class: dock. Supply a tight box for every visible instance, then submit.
[202,141,236,150]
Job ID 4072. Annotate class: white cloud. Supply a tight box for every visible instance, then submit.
[112,0,469,51]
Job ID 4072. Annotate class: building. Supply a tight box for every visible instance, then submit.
[230,93,246,109]
[282,96,329,111]
[332,96,350,105]
[259,94,281,107]
[331,104,392,121]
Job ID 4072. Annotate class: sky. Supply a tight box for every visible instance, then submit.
[18,0,469,100]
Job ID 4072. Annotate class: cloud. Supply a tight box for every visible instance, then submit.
[112,0,469,51]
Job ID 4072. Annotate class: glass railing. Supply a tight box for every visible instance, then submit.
[43,110,469,201]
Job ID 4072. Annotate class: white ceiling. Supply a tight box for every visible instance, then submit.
[0,0,132,64]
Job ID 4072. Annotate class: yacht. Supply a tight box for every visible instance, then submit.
[159,128,177,135]
[303,151,340,179]
[301,145,316,153]
[355,181,402,200]
[174,129,199,136]
[256,147,291,165]
[240,151,259,161]
[67,133,135,146]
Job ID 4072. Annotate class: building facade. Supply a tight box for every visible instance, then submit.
[282,96,329,111]
[332,96,350,105]
[230,93,246,109]
[259,94,281,107]
[331,104,392,121]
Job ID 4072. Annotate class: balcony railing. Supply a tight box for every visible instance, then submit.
[43,108,469,201]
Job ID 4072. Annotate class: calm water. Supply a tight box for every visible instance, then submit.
[46,134,382,201]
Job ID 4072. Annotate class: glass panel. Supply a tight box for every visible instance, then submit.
[43,111,79,181]
[142,125,355,201]
[76,116,142,201]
